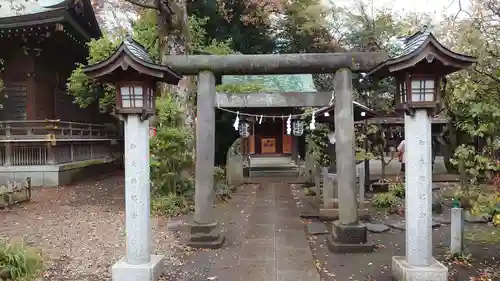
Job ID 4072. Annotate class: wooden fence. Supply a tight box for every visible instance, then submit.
[0,120,119,166]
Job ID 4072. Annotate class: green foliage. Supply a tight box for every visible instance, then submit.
[67,33,124,111]
[150,94,195,216]
[388,181,405,198]
[67,13,236,111]
[305,124,331,167]
[372,192,400,209]
[133,10,160,61]
[471,194,497,216]
[451,145,499,184]
[187,0,277,54]
[214,166,232,201]
[151,193,192,217]
[0,240,44,281]
[274,0,333,53]
[150,95,194,194]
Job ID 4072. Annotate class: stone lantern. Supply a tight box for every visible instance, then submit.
[83,37,182,281]
[367,26,476,281]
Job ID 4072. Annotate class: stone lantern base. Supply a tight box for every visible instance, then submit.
[392,256,448,281]
[326,221,374,253]
[112,255,164,281]
[185,220,225,249]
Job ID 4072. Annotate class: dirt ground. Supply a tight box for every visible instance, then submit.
[293,184,500,281]
[2,173,499,281]
[0,172,184,281]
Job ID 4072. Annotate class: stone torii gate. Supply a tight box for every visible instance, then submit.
[164,52,388,251]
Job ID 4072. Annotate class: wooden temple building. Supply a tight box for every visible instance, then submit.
[0,0,120,186]
[218,74,374,160]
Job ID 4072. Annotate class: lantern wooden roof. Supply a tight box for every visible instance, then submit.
[83,37,182,84]
[367,26,477,78]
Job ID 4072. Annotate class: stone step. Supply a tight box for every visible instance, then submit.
[250,165,299,171]
[250,171,299,177]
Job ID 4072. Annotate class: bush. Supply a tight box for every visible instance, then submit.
[214,166,232,201]
[0,240,44,281]
[388,181,405,198]
[151,193,193,217]
[372,192,400,209]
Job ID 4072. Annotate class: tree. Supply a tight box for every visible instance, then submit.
[441,0,500,181]
[187,0,277,54]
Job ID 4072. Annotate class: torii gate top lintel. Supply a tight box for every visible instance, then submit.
[164,52,389,76]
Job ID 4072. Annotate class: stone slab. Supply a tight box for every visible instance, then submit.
[299,210,319,219]
[464,211,491,223]
[306,221,328,235]
[386,221,441,231]
[277,269,321,281]
[276,229,310,249]
[365,223,390,233]
[326,235,374,253]
[237,258,275,281]
[318,208,370,221]
[392,256,448,281]
[112,255,164,281]
[432,215,451,224]
[240,239,275,260]
[276,247,316,271]
[246,224,275,240]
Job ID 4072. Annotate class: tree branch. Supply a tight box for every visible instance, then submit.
[474,67,500,84]
[123,0,157,10]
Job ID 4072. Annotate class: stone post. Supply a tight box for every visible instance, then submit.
[291,136,298,164]
[112,114,164,281]
[185,70,225,248]
[363,119,370,189]
[323,173,337,209]
[327,68,373,253]
[314,165,321,204]
[450,207,464,254]
[392,109,448,280]
[357,164,365,210]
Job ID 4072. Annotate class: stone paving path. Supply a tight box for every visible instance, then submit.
[175,178,321,281]
[234,179,321,281]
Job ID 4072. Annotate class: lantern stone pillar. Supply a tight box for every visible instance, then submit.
[185,70,225,249]
[391,109,448,280]
[82,37,183,281]
[327,68,373,253]
[112,114,164,281]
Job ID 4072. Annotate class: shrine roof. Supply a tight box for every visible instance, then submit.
[0,0,101,40]
[222,74,316,92]
[0,0,68,18]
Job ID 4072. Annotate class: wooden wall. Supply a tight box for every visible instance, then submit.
[1,46,103,123]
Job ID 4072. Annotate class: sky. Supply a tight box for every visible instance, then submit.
[329,0,472,21]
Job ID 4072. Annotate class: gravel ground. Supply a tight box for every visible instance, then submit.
[0,172,183,281]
